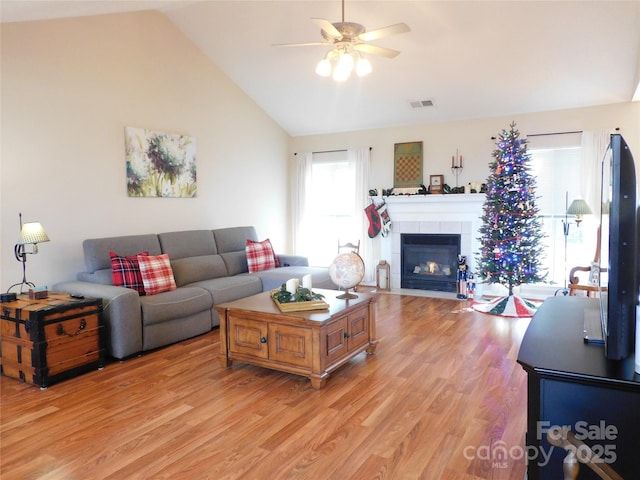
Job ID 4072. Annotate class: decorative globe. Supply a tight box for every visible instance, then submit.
[329,252,365,299]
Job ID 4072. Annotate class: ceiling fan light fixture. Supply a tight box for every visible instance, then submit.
[316,58,332,77]
[337,50,354,72]
[356,56,372,77]
[332,61,351,82]
[279,0,409,82]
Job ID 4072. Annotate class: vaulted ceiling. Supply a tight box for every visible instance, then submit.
[3,1,640,137]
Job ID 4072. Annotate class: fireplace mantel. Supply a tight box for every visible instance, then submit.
[379,194,485,290]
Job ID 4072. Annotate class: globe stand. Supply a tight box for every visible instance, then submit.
[330,252,365,301]
[336,288,358,300]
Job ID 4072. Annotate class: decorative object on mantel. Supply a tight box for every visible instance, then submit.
[364,203,382,238]
[125,126,196,198]
[394,141,423,187]
[377,200,392,237]
[379,183,487,196]
[364,200,392,237]
[474,122,545,318]
[271,281,328,312]
[451,149,464,188]
[429,174,444,194]
[329,252,365,299]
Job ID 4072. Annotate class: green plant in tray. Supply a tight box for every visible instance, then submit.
[272,285,325,303]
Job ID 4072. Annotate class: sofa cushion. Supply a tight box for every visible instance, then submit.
[246,238,277,273]
[83,234,162,273]
[138,254,177,295]
[78,268,114,285]
[188,275,262,304]
[140,287,212,326]
[219,251,249,276]
[213,226,258,253]
[109,251,148,295]
[170,255,228,287]
[248,266,335,292]
[158,230,218,259]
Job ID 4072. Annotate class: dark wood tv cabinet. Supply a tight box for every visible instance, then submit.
[517,296,639,480]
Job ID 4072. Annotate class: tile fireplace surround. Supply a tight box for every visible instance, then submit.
[379,194,485,291]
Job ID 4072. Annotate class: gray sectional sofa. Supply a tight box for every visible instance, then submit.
[54,226,335,360]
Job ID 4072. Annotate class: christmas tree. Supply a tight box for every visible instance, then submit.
[476,122,546,297]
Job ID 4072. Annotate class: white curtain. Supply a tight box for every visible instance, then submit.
[580,130,611,216]
[292,152,313,256]
[348,147,374,283]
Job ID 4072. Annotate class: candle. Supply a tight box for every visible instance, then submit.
[379,271,387,290]
[460,155,463,168]
[286,278,299,294]
[451,155,454,168]
[302,274,313,290]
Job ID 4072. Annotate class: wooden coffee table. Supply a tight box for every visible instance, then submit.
[216,289,377,389]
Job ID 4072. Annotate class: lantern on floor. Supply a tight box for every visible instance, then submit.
[376,260,391,291]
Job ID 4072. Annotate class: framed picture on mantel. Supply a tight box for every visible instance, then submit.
[430,174,444,194]
[394,141,423,187]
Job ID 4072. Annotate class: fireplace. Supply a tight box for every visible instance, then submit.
[401,233,461,292]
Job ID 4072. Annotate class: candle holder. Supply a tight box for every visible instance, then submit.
[450,149,464,187]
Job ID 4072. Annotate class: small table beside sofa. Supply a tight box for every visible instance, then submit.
[54,226,336,360]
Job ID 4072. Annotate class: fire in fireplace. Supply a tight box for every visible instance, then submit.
[401,233,461,292]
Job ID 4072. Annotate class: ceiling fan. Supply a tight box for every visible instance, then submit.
[274,0,410,81]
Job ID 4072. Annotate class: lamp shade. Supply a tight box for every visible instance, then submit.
[566,199,592,216]
[19,222,50,245]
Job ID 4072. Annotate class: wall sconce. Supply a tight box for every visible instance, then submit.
[376,260,391,291]
[8,213,50,293]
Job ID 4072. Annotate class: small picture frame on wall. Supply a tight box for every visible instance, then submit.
[394,141,423,187]
[430,174,444,194]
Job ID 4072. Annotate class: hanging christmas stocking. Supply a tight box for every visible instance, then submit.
[364,203,382,238]
[377,201,392,237]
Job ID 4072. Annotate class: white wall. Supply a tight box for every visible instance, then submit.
[1,11,290,291]
[290,103,639,189]
[3,10,638,293]
[289,102,640,264]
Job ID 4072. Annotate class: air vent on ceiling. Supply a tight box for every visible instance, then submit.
[410,99,434,109]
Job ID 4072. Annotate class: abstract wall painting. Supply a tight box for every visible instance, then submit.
[125,126,197,198]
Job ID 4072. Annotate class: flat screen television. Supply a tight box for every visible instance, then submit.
[598,133,638,360]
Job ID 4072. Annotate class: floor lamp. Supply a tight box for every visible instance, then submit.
[559,193,592,295]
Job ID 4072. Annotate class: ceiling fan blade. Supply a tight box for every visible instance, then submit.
[358,23,410,42]
[354,43,401,59]
[311,18,342,40]
[273,42,332,47]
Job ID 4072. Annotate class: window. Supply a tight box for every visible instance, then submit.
[305,151,357,266]
[529,134,598,288]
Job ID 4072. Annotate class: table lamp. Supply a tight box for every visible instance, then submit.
[8,213,50,293]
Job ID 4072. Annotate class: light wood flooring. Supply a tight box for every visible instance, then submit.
[1,294,530,479]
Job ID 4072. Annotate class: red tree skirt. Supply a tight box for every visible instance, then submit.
[472,295,539,318]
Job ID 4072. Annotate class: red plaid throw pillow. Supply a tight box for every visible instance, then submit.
[246,239,277,273]
[137,253,177,295]
[109,251,149,295]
